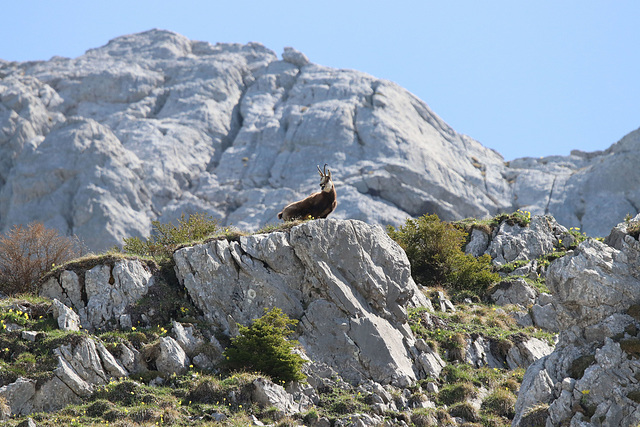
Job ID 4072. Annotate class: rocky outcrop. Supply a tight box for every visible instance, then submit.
[507,130,640,238]
[490,278,559,332]
[252,377,312,415]
[0,215,566,423]
[0,336,127,415]
[513,215,640,426]
[40,258,155,331]
[174,218,430,386]
[2,30,637,252]
[467,215,569,266]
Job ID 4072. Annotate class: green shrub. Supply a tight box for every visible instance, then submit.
[224,308,306,384]
[628,220,640,240]
[411,407,438,426]
[482,387,516,417]
[123,212,221,261]
[491,210,532,227]
[448,401,480,422]
[438,382,477,405]
[323,390,365,415]
[387,214,499,295]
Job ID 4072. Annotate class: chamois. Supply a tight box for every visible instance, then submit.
[277,164,337,221]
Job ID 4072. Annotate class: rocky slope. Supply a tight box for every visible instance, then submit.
[1,29,638,251]
[513,214,640,426]
[4,214,640,425]
[0,216,563,426]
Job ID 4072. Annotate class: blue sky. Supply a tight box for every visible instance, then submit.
[2,1,638,160]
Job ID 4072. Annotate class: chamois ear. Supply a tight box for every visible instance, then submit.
[327,168,332,179]
[317,165,323,176]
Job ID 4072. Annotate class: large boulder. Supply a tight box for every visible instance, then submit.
[174,218,430,386]
[513,217,640,426]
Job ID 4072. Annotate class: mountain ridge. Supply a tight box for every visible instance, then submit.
[0,29,638,250]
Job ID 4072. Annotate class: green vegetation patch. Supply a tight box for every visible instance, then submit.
[620,338,640,357]
[438,381,477,406]
[448,401,481,422]
[482,387,516,417]
[316,386,367,417]
[387,214,499,297]
[0,297,85,386]
[410,407,438,427]
[224,308,306,384]
[409,303,555,356]
[123,212,226,262]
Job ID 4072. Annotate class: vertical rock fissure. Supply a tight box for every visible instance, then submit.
[544,176,558,215]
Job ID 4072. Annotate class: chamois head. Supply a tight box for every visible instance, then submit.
[318,163,333,193]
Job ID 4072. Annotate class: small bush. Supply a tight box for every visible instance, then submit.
[482,388,516,417]
[224,308,306,384]
[387,214,464,287]
[438,382,477,406]
[187,372,258,405]
[449,401,480,422]
[324,391,365,415]
[520,403,549,427]
[628,220,640,240]
[492,210,532,228]
[301,408,320,425]
[387,214,498,295]
[411,407,438,426]
[0,222,82,296]
[123,212,221,261]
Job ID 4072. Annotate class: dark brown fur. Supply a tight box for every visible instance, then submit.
[277,165,337,221]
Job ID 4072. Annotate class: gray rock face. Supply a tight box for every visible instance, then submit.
[174,218,429,386]
[486,216,567,266]
[0,336,126,415]
[507,132,640,237]
[490,278,537,308]
[489,277,559,332]
[51,299,80,331]
[505,337,554,370]
[155,336,190,375]
[513,218,640,426]
[413,339,446,378]
[3,29,636,250]
[251,377,312,415]
[40,258,154,331]
[546,238,640,332]
[0,378,35,416]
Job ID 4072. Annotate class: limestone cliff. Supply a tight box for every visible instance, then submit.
[2,30,638,250]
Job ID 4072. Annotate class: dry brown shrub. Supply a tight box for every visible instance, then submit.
[0,222,82,295]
